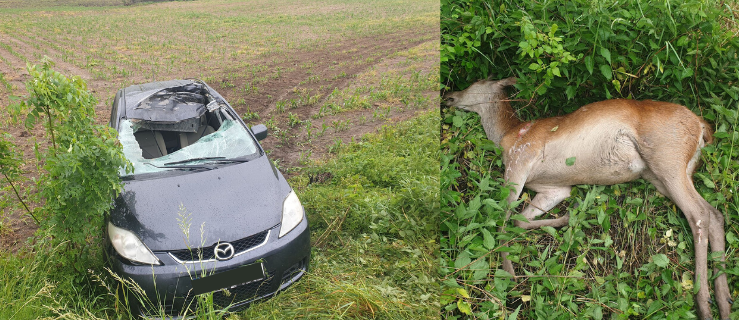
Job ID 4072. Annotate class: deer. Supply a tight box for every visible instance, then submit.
[443,77,731,320]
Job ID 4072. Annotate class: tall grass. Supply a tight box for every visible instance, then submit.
[241,110,440,319]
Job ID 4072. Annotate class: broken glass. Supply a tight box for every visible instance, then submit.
[118,119,259,176]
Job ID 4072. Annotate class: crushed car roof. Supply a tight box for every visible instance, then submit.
[122,80,210,123]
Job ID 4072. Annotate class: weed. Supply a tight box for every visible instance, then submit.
[0,72,11,92]
[332,71,348,80]
[275,100,286,113]
[221,80,235,88]
[264,116,278,131]
[243,82,259,94]
[331,119,351,132]
[298,149,312,165]
[273,127,291,147]
[328,138,343,153]
[318,121,329,136]
[287,112,301,128]
[242,109,259,121]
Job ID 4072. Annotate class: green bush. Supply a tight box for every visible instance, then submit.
[17,60,130,274]
[441,0,739,319]
[441,0,739,114]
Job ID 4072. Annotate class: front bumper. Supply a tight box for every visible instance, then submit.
[107,216,310,317]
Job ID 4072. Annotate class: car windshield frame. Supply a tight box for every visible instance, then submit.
[118,118,260,177]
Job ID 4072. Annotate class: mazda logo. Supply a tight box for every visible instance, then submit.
[214,242,235,261]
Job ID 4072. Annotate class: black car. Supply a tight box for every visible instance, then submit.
[105,79,310,317]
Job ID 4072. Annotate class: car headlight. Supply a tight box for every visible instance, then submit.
[108,222,161,265]
[279,190,304,238]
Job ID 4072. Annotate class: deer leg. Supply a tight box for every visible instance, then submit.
[646,168,730,319]
[658,178,713,320]
[514,186,571,229]
[499,174,528,277]
[707,205,731,320]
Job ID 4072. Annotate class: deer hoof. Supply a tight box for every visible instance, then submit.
[728,297,734,305]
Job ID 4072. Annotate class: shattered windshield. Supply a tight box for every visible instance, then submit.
[118,119,259,176]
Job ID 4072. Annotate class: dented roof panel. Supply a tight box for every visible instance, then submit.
[122,80,210,123]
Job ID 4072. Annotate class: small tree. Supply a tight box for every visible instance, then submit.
[19,59,131,273]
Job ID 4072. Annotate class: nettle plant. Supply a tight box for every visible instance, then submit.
[15,60,130,273]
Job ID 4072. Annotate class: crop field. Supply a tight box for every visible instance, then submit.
[0,0,439,319]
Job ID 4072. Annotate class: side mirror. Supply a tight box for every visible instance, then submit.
[251,124,268,141]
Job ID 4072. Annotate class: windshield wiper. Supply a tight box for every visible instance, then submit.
[163,157,226,166]
[145,162,213,170]
[164,157,253,166]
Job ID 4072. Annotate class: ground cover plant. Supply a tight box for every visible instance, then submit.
[239,110,440,319]
[0,0,439,318]
[441,0,739,319]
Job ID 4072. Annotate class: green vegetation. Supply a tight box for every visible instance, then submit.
[242,110,440,319]
[442,0,739,319]
[16,60,130,274]
[0,62,130,319]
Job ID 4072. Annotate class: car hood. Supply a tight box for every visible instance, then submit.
[109,155,289,252]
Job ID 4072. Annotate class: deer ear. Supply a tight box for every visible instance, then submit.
[498,77,517,87]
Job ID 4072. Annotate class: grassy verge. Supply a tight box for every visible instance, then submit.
[240,110,440,319]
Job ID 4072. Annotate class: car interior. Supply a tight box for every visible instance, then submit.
[133,113,221,159]
[129,86,234,159]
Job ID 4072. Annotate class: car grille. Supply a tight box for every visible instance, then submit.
[212,272,275,309]
[281,258,307,283]
[168,229,270,263]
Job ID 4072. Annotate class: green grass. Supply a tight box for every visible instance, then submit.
[240,110,439,319]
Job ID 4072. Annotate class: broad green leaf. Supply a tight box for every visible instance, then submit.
[507,305,521,320]
[652,253,669,267]
[454,251,471,269]
[695,173,715,189]
[600,47,611,64]
[471,259,489,280]
[457,299,472,315]
[541,226,558,238]
[481,228,495,249]
[585,56,594,75]
[452,116,463,128]
[566,86,576,100]
[600,65,612,80]
[552,66,561,77]
[456,288,470,298]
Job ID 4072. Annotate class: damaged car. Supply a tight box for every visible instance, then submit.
[105,79,310,317]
